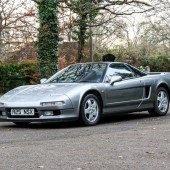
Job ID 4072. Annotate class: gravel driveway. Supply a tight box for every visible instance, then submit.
[0,111,170,170]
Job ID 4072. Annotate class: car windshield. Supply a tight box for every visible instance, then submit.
[46,63,107,83]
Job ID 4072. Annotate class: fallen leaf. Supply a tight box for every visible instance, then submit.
[38,166,44,168]
[118,156,123,159]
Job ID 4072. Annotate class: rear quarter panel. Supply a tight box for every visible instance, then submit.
[142,73,170,102]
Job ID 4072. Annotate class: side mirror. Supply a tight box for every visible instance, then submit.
[110,76,122,85]
[40,78,47,84]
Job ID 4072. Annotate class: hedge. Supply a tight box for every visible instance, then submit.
[117,53,170,72]
[0,63,40,94]
[143,54,170,72]
[0,54,170,94]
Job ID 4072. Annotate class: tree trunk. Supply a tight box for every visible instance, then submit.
[77,14,87,63]
[38,0,59,78]
[0,12,3,59]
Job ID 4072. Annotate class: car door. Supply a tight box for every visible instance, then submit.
[104,63,144,113]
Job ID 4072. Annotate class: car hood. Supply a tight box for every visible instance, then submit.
[0,83,78,103]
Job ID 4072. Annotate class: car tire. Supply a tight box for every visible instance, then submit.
[148,87,169,116]
[79,94,101,126]
[13,122,31,126]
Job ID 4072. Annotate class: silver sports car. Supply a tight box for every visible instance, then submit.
[0,62,170,126]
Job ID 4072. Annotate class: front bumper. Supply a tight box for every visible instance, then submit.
[0,108,79,123]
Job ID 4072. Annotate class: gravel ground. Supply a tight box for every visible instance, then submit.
[0,112,170,170]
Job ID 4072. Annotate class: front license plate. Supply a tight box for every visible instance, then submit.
[11,109,34,116]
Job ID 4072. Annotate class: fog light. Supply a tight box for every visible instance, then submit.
[2,111,6,116]
[44,111,54,116]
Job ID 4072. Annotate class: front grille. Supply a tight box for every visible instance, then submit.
[6,108,39,118]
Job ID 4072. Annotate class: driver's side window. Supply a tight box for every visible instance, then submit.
[105,63,135,82]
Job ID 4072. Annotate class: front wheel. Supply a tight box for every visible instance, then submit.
[79,94,101,126]
[148,87,169,116]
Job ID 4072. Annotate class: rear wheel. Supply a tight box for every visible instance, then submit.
[148,87,169,116]
[79,94,101,126]
[13,122,31,126]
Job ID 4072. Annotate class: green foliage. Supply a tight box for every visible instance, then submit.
[99,46,170,72]
[0,63,39,93]
[38,0,59,78]
[1,53,170,94]
[118,52,170,72]
[142,54,170,72]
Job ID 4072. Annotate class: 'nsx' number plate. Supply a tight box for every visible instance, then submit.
[11,109,34,116]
